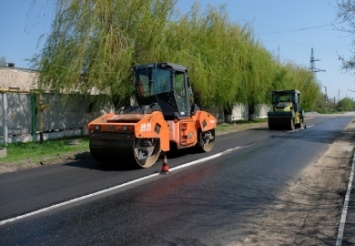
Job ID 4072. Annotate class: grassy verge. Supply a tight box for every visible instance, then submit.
[0,137,89,164]
[216,119,267,134]
[0,119,267,165]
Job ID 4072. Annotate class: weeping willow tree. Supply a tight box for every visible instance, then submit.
[234,40,277,120]
[336,0,355,72]
[185,4,239,107]
[281,62,321,111]
[31,0,177,106]
[31,0,322,117]
[163,3,254,113]
[160,3,225,106]
[162,1,321,118]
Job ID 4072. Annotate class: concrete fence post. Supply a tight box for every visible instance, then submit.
[2,92,8,146]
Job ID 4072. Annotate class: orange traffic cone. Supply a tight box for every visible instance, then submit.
[160,155,170,174]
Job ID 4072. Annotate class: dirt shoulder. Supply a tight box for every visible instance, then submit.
[239,120,355,245]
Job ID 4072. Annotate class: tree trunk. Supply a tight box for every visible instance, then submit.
[224,105,233,123]
[248,104,255,121]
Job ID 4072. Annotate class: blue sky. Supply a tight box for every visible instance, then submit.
[0,0,354,100]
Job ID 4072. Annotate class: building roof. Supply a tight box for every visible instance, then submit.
[0,65,39,91]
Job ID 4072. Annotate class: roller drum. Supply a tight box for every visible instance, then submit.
[89,133,161,168]
[268,112,294,130]
[89,133,135,164]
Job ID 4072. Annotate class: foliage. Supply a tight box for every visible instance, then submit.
[31,0,322,117]
[31,0,177,106]
[336,0,355,71]
[236,41,276,118]
[279,62,321,111]
[336,97,355,111]
[0,143,6,150]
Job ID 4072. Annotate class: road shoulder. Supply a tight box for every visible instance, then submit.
[239,120,355,245]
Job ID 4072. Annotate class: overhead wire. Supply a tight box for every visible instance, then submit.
[258,23,339,35]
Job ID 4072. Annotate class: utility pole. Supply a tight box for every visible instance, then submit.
[324,85,327,113]
[310,48,326,74]
[310,48,327,112]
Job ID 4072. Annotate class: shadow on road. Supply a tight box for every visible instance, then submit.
[64,152,140,171]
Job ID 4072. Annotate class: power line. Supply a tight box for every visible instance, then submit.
[259,23,336,35]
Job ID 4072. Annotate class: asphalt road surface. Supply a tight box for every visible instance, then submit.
[0,114,354,245]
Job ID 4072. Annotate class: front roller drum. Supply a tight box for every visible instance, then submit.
[89,133,161,168]
[268,116,294,130]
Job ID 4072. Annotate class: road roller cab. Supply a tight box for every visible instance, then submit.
[87,63,217,168]
[267,90,305,130]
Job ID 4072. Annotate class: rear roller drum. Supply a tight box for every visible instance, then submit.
[133,138,161,168]
[89,135,160,168]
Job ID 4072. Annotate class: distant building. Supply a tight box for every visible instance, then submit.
[0,63,39,91]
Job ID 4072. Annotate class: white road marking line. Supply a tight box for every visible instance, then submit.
[0,146,243,226]
[0,173,160,226]
[336,149,355,246]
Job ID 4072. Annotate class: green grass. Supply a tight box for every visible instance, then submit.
[216,119,267,134]
[0,137,89,163]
